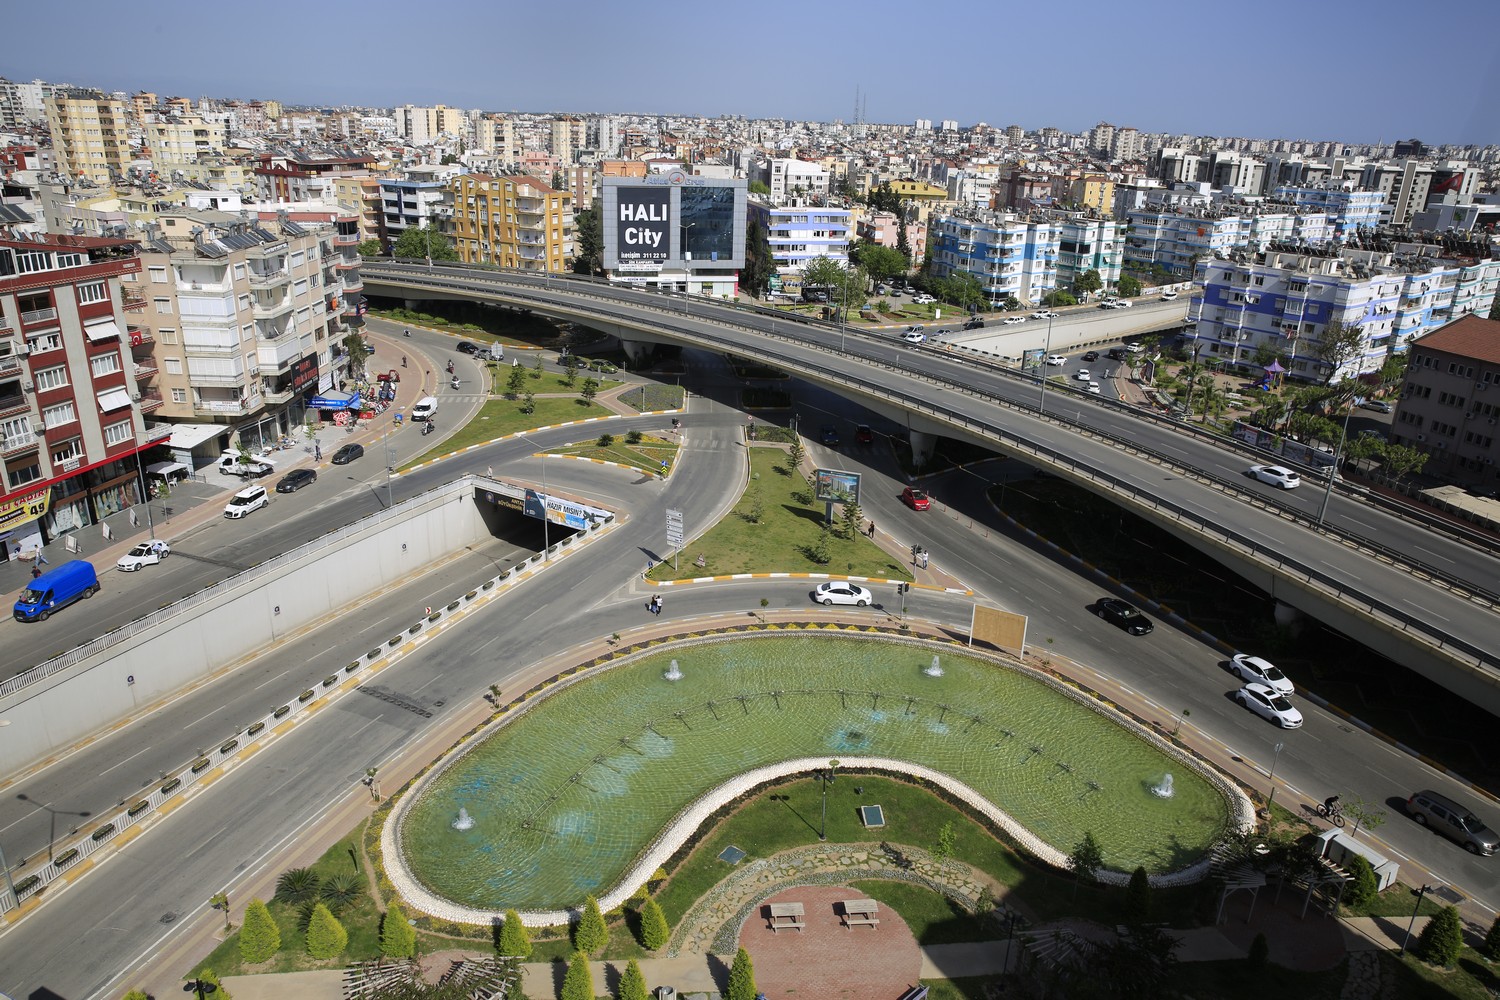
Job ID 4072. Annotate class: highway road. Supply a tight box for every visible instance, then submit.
[1,346,1497,1000]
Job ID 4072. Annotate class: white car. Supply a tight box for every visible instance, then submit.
[224,485,269,519]
[1046,354,1067,366]
[1248,464,1301,489]
[1231,654,1294,696]
[902,330,926,344]
[813,581,874,607]
[1087,382,1102,394]
[1235,682,1304,729]
[912,293,936,305]
[1074,370,1092,381]
[117,540,171,572]
[1125,343,1145,354]
[1160,291,1179,301]
[1002,316,1025,325]
[1032,310,1060,320]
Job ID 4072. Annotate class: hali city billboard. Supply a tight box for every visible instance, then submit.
[614,186,670,265]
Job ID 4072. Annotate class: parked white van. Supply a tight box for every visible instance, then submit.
[411,396,439,421]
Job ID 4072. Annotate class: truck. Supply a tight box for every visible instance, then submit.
[14,560,99,622]
[216,453,276,477]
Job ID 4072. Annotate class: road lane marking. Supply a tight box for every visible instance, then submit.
[98,747,150,776]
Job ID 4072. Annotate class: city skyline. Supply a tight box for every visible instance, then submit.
[6,0,1500,146]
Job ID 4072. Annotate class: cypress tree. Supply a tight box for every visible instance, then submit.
[1123,866,1152,925]
[727,946,756,1000]
[560,951,594,1000]
[1415,905,1463,967]
[380,901,417,959]
[639,896,670,951]
[498,908,533,958]
[573,895,608,955]
[1483,913,1500,961]
[305,902,348,959]
[619,958,649,1000]
[239,898,281,964]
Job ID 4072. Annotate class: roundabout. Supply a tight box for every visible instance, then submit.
[382,629,1254,924]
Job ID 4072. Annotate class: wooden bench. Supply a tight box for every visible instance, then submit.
[767,901,806,932]
[840,897,881,928]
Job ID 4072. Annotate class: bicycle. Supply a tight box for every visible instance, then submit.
[1317,801,1346,827]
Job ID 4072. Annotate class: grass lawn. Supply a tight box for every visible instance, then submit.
[1341,880,1445,919]
[847,879,991,945]
[192,828,463,977]
[405,396,610,468]
[552,432,678,477]
[615,384,686,413]
[920,976,1009,1000]
[647,446,911,581]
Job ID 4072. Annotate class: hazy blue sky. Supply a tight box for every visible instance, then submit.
[8,0,1499,144]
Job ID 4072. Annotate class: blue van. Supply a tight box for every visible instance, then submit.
[14,559,99,622]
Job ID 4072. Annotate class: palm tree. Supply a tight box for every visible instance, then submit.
[1194,375,1227,423]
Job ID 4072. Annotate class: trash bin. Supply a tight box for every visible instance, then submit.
[653,988,675,1000]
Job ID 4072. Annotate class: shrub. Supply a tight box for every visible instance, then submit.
[1483,914,1500,960]
[53,848,79,867]
[194,969,230,1000]
[305,902,348,959]
[298,689,315,702]
[91,823,117,842]
[240,898,281,963]
[123,990,151,1000]
[1124,865,1152,925]
[1341,854,1378,909]
[272,706,290,719]
[560,951,593,1000]
[639,896,670,951]
[728,946,756,1000]
[1415,905,1463,967]
[319,871,363,914]
[191,758,211,773]
[247,722,266,735]
[498,909,532,958]
[219,739,239,754]
[381,901,417,958]
[626,430,643,445]
[274,867,321,904]
[573,895,608,954]
[619,958,649,1000]
[597,433,615,448]
[127,800,150,817]
[1247,931,1269,972]
[160,778,181,794]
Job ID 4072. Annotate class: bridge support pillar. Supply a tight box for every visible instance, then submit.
[908,429,938,469]
[1273,600,1305,635]
[620,338,652,365]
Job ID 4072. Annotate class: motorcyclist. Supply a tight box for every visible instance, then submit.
[403,328,411,337]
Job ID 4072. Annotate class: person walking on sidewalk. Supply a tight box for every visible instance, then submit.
[867,521,876,538]
[34,546,48,566]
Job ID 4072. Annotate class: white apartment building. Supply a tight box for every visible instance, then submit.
[746,199,850,289]
[762,159,830,206]
[929,212,1062,307]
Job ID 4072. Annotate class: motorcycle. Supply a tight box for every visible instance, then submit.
[450,376,461,390]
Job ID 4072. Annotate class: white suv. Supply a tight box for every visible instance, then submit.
[224,485,269,519]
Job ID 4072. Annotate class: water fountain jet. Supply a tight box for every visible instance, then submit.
[452,807,475,830]
[663,659,683,681]
[924,655,943,677]
[1150,773,1174,798]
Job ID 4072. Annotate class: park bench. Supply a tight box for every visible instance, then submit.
[840,898,881,929]
[767,900,806,931]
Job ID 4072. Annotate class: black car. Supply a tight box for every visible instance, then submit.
[1107,347,1126,360]
[819,425,840,446]
[1095,598,1154,635]
[963,318,985,330]
[331,443,365,465]
[275,468,318,493]
[1083,350,1099,362]
[456,341,480,355]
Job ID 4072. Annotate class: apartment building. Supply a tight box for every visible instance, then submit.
[145,113,227,168]
[746,200,850,287]
[448,174,574,273]
[928,212,1061,307]
[1191,248,1500,383]
[1270,186,1385,238]
[0,231,154,555]
[854,210,926,263]
[123,210,341,446]
[762,159,830,205]
[44,89,132,185]
[1392,315,1500,489]
[254,150,378,205]
[1125,207,1338,276]
[1054,215,1124,291]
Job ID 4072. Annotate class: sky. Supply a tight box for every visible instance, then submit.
[7,0,1500,145]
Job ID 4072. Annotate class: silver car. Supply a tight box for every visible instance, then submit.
[812,582,873,607]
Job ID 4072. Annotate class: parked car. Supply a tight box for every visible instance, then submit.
[217,453,276,478]
[1083,350,1099,362]
[1248,464,1301,489]
[1405,790,1499,855]
[13,560,99,622]
[223,485,269,519]
[1094,598,1154,635]
[276,468,318,493]
[1235,682,1304,729]
[1114,299,1133,308]
[819,426,840,446]
[912,293,936,305]
[855,425,875,445]
[116,540,170,572]
[332,443,365,465]
[1098,300,1119,310]
[1046,355,1067,366]
[1230,653,1294,696]
[901,486,930,510]
[1359,399,1392,413]
[812,581,874,607]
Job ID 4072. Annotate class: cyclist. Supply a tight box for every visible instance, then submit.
[1323,795,1341,816]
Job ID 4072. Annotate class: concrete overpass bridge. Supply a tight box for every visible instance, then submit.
[362,260,1500,716]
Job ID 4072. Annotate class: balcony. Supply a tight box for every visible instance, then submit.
[334,231,358,246]
[0,354,22,377]
[247,268,290,289]
[193,394,260,417]
[138,389,164,413]
[128,328,154,349]
[121,290,148,311]
[2,430,40,459]
[336,255,361,271]
[21,307,58,325]
[341,273,363,293]
[0,392,29,419]
[252,295,294,320]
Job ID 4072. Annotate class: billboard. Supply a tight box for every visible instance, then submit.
[813,468,861,504]
[614,187,670,265]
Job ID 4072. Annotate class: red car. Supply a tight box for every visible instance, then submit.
[855,424,874,445]
[901,486,930,510]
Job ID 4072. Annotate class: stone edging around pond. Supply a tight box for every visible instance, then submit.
[379,630,1255,928]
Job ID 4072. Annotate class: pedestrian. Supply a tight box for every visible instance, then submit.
[31,564,42,579]
[867,521,876,537]
[315,442,322,461]
[402,355,407,368]
[34,547,48,566]
[651,594,663,616]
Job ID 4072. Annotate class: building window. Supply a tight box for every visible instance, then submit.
[104,419,133,446]
[171,387,187,403]
[90,353,122,377]
[149,266,168,284]
[1,415,30,448]
[17,249,51,274]
[43,401,78,428]
[35,365,70,391]
[164,358,183,374]
[154,297,171,313]
[233,263,245,280]
[78,280,108,304]
[159,328,178,344]
[51,437,84,464]
[7,461,41,489]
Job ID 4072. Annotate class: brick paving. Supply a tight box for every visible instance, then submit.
[742,885,923,1000]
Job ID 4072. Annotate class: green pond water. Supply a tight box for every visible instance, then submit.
[400,636,1231,910]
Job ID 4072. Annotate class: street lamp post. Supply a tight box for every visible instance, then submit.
[1038,311,1055,411]
[133,432,156,540]
[1264,740,1285,814]
[817,759,840,842]
[1399,884,1436,955]
[1316,401,1357,528]
[184,978,218,1000]
[0,835,19,911]
[540,452,550,561]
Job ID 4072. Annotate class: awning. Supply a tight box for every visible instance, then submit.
[97,387,133,412]
[145,461,189,480]
[84,319,123,342]
[165,422,229,450]
[309,390,361,411]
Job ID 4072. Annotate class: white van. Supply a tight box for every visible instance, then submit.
[411,396,439,422]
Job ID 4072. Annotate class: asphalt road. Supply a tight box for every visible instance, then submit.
[2,348,1497,1000]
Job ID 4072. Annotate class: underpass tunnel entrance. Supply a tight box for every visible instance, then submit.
[472,480,613,560]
